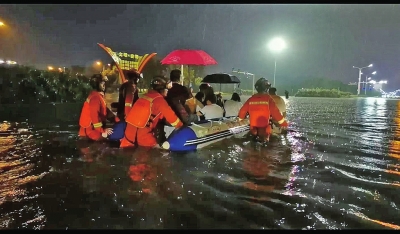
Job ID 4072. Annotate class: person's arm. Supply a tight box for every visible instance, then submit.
[238,99,250,120]
[89,96,105,133]
[156,98,184,128]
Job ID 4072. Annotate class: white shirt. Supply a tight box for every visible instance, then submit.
[200,104,224,120]
[223,100,243,117]
[270,95,286,114]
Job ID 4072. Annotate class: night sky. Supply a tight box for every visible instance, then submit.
[1,4,399,91]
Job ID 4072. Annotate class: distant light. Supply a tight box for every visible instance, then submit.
[48,66,54,70]
[6,60,17,65]
[0,22,4,27]
[0,60,4,64]
[268,37,287,53]
[96,61,101,66]
[368,64,373,67]
[372,71,377,75]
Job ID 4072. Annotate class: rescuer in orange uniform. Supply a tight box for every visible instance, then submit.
[117,69,141,119]
[78,74,115,141]
[120,77,184,148]
[238,78,288,143]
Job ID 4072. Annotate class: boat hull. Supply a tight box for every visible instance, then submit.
[161,118,250,152]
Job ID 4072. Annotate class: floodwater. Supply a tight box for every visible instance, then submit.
[1,97,400,229]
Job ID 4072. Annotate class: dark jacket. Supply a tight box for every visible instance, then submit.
[166,83,192,125]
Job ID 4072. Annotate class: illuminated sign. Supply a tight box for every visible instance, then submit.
[98,43,157,83]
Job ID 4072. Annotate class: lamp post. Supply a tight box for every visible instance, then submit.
[232,68,256,94]
[353,63,373,95]
[268,37,286,87]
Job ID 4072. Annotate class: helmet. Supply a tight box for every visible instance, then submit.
[254,77,271,93]
[90,74,108,91]
[125,69,141,84]
[151,76,167,92]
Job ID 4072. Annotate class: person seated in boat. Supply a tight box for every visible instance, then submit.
[268,87,287,118]
[78,74,117,141]
[196,94,224,120]
[215,92,224,108]
[117,69,141,120]
[165,69,198,125]
[223,92,243,117]
[194,91,204,104]
[120,77,184,148]
[199,83,215,106]
[185,91,204,115]
[238,78,288,143]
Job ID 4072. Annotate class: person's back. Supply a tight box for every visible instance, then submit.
[165,69,195,125]
[268,87,286,117]
[224,92,243,117]
[198,94,224,120]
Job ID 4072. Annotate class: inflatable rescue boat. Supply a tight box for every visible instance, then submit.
[108,117,284,152]
[161,117,250,152]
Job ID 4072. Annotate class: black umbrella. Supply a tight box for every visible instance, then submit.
[201,73,241,92]
[201,73,241,84]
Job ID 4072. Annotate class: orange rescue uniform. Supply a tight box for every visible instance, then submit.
[120,90,183,148]
[78,91,108,141]
[238,93,286,138]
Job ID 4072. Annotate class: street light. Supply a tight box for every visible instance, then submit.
[232,68,256,94]
[48,66,54,71]
[0,21,4,27]
[364,71,376,95]
[268,37,286,87]
[353,63,373,95]
[95,61,105,72]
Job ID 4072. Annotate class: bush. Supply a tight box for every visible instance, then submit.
[0,65,93,104]
[294,88,352,98]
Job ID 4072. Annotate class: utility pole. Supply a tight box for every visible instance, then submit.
[232,68,255,94]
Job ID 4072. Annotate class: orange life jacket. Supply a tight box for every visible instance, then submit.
[125,91,162,128]
[247,95,271,128]
[238,94,285,128]
[79,91,107,129]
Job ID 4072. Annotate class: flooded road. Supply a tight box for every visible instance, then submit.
[1,97,400,229]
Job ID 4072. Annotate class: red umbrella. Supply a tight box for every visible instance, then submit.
[161,49,218,66]
[161,49,218,86]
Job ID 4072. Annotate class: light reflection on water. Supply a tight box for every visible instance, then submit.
[0,97,400,229]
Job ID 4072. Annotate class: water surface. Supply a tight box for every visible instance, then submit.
[1,97,400,229]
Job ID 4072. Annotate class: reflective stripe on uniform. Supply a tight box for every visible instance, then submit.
[249,101,269,105]
[142,95,155,102]
[93,122,103,128]
[125,103,132,107]
[277,118,285,124]
[86,98,90,103]
[170,118,181,127]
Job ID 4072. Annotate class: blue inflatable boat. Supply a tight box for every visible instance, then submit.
[161,117,250,152]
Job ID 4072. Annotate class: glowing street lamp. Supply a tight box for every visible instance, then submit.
[48,66,54,71]
[353,63,373,95]
[0,21,4,27]
[95,61,105,72]
[268,37,286,87]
